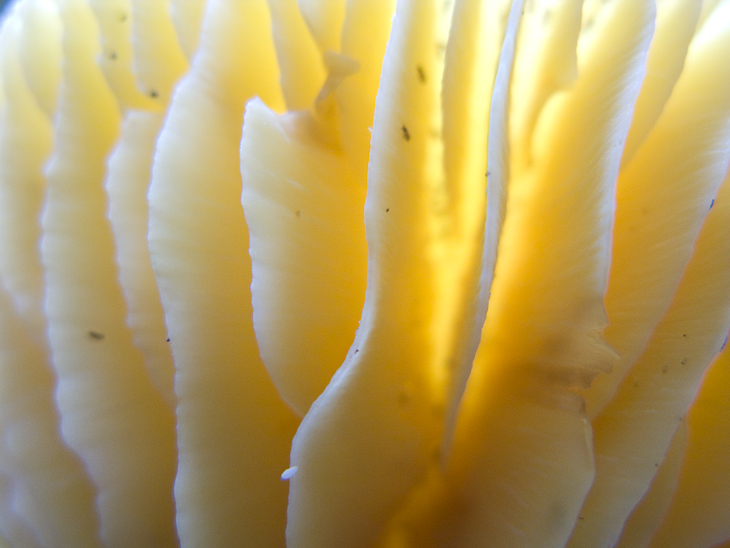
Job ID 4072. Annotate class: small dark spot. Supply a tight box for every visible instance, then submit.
[402,125,410,141]
[633,381,639,388]
[654,463,659,468]
[119,12,128,22]
[417,65,427,84]
[88,331,105,340]
[386,208,390,213]
[109,51,118,61]
[166,337,171,342]
[662,365,668,374]
[398,382,414,406]
[710,199,715,210]
[295,210,301,218]
[578,516,584,520]
[149,89,159,99]
[683,333,687,338]
[486,171,491,178]
[680,358,687,365]
[354,348,359,354]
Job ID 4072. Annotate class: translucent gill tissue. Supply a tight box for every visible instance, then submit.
[0,0,729,547]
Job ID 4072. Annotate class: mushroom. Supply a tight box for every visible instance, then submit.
[0,0,728,547]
